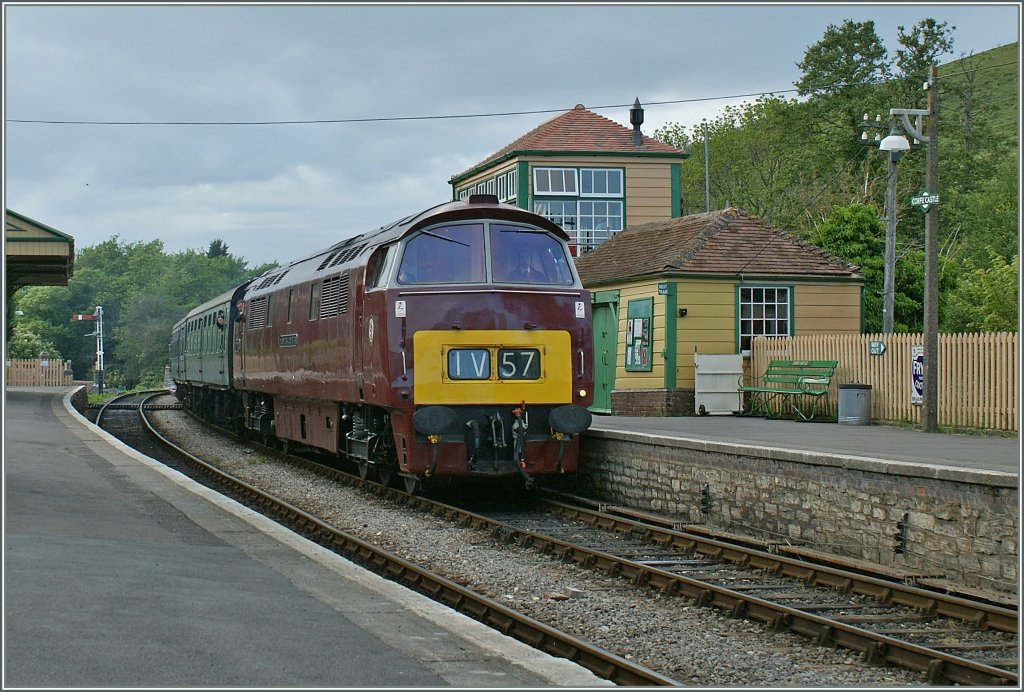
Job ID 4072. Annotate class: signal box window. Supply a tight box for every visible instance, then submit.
[533,168,577,195]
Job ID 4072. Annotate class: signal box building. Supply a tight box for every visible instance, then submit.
[448,101,688,255]
[574,209,864,415]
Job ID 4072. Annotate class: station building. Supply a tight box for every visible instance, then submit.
[451,102,865,415]
[575,209,864,415]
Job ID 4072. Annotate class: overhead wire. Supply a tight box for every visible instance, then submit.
[5,89,801,126]
[6,57,1015,127]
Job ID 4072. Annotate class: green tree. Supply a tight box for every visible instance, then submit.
[795,19,892,96]
[809,204,886,333]
[893,18,955,106]
[656,97,823,228]
[5,327,62,361]
[207,239,230,258]
[946,251,1019,333]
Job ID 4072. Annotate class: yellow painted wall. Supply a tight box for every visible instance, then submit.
[674,280,739,388]
[793,282,862,330]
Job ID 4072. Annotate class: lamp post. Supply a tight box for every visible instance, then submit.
[866,69,939,432]
[878,109,927,334]
[862,109,927,334]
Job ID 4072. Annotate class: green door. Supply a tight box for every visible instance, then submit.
[590,292,619,414]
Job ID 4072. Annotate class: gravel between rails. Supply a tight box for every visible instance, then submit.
[149,406,927,687]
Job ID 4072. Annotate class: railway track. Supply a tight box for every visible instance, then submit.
[476,496,1018,686]
[101,392,1019,686]
[96,391,678,687]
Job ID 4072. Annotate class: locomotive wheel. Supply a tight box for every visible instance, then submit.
[403,475,420,495]
[378,463,394,487]
[357,462,370,480]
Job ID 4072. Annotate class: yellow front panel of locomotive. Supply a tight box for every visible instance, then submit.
[414,330,572,405]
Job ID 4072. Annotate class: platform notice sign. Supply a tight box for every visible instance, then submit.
[911,344,924,405]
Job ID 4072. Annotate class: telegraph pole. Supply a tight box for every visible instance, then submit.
[922,65,939,432]
[703,121,711,213]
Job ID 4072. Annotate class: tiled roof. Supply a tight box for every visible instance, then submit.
[574,208,863,286]
[452,104,687,181]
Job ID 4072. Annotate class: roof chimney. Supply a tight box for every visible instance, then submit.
[629,97,644,147]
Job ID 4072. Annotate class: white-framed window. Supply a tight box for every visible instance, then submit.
[580,168,622,197]
[458,188,471,200]
[578,200,623,232]
[577,200,623,252]
[496,169,517,202]
[533,167,624,253]
[533,200,577,231]
[533,167,578,195]
[738,286,791,353]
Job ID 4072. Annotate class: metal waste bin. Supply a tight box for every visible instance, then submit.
[838,383,872,425]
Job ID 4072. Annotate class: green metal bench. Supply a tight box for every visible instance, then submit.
[738,359,838,421]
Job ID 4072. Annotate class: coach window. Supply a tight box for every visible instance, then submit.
[309,282,320,320]
[266,293,274,327]
[286,289,294,323]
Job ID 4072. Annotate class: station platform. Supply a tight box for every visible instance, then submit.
[588,413,1019,487]
[3,387,609,688]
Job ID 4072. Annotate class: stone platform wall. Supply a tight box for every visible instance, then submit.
[577,431,1018,592]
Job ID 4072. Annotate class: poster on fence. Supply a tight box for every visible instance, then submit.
[910,344,924,405]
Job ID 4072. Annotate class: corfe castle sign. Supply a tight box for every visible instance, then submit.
[910,190,940,212]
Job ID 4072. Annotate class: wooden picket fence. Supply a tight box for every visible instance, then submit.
[750,333,1018,432]
[5,358,75,387]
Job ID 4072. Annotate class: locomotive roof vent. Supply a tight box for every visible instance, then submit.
[468,194,499,205]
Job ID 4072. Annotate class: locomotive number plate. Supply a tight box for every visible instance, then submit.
[447,348,540,380]
[498,348,540,379]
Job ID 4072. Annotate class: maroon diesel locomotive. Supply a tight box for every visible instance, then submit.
[171,195,594,492]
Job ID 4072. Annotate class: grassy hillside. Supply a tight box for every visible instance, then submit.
[939,42,1019,149]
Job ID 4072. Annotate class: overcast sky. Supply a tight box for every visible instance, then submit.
[4,3,1020,268]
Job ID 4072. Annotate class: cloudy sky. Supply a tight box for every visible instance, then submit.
[4,3,1019,268]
